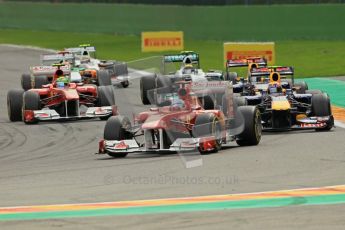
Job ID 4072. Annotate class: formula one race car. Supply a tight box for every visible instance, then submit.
[140,51,223,105]
[8,64,116,124]
[236,66,334,131]
[21,53,76,91]
[99,81,262,158]
[224,57,267,84]
[65,45,130,87]
[21,53,115,90]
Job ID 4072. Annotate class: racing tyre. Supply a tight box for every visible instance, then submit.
[306,89,322,95]
[224,72,238,84]
[236,106,262,146]
[98,86,115,120]
[104,116,132,157]
[140,74,156,105]
[284,79,293,89]
[7,89,24,122]
[34,75,49,89]
[312,93,333,131]
[222,95,247,116]
[199,95,214,110]
[98,70,112,86]
[114,62,128,77]
[23,91,41,124]
[21,73,32,91]
[156,75,172,93]
[193,113,222,154]
[24,91,41,110]
[295,81,308,94]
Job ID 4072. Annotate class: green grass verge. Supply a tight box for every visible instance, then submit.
[1,29,345,77]
[1,2,345,41]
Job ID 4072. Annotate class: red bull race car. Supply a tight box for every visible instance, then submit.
[235,66,334,131]
[99,81,262,158]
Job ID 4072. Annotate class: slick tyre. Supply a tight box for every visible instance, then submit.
[98,86,115,106]
[98,86,115,120]
[98,70,112,86]
[295,81,308,94]
[236,106,262,146]
[199,95,214,110]
[224,72,238,84]
[21,73,32,91]
[306,89,322,95]
[34,75,49,89]
[140,74,156,105]
[312,93,333,131]
[23,91,41,124]
[24,91,41,110]
[7,89,24,122]
[193,113,222,154]
[104,116,132,158]
[156,75,172,94]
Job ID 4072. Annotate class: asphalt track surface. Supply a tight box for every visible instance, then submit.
[0,45,345,229]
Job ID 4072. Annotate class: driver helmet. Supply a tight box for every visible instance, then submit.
[165,94,185,108]
[56,76,69,88]
[182,64,196,74]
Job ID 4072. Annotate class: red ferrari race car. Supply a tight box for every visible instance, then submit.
[8,64,117,124]
[98,81,262,158]
[21,53,73,91]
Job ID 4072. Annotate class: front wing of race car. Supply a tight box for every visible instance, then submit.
[98,136,224,156]
[100,138,200,155]
[23,106,115,123]
[291,115,334,130]
[263,115,334,131]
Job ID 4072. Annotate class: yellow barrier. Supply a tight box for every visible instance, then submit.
[142,31,184,52]
[224,42,275,65]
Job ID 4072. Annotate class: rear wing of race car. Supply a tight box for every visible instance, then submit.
[226,57,267,68]
[163,51,199,64]
[30,65,71,76]
[65,46,96,54]
[250,66,294,76]
[41,53,75,65]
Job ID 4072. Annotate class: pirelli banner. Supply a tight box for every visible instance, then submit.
[224,42,275,65]
[142,31,184,52]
